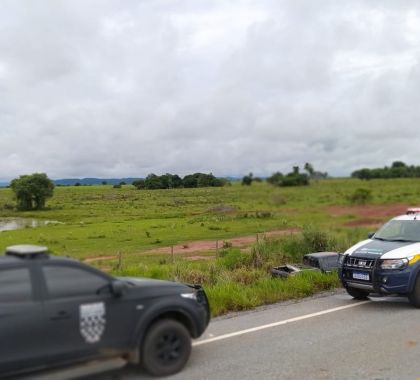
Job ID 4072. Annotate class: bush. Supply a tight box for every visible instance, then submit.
[301,228,331,252]
[267,167,309,187]
[242,173,253,186]
[279,227,337,259]
[267,172,284,186]
[174,266,210,284]
[217,248,250,270]
[280,174,309,187]
[348,188,373,205]
[250,239,275,268]
[132,179,146,189]
[230,268,262,285]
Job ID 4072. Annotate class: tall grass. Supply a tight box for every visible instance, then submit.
[112,230,342,316]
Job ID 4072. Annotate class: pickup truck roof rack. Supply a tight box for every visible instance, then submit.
[5,245,49,259]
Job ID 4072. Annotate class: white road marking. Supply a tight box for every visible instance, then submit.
[193,301,369,346]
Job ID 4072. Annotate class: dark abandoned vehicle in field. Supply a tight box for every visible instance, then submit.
[0,245,210,378]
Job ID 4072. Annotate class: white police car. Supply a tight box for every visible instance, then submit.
[339,208,420,306]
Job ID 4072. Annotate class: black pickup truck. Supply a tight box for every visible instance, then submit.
[0,245,210,378]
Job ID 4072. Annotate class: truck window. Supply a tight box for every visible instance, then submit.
[0,267,32,303]
[42,265,109,299]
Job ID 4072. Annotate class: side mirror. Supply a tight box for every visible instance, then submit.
[368,232,375,239]
[111,280,126,297]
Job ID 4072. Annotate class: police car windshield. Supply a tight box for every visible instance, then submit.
[374,220,420,242]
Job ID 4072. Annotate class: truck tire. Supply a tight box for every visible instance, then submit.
[346,286,370,300]
[141,319,191,377]
[408,274,420,308]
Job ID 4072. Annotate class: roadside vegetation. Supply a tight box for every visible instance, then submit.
[111,228,351,316]
[1,178,420,315]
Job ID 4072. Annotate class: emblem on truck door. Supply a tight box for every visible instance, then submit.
[79,302,106,343]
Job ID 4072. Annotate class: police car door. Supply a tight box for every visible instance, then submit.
[0,264,47,374]
[40,263,133,365]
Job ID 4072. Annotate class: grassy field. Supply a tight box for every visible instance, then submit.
[1,178,420,315]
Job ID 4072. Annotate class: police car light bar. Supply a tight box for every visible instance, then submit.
[406,208,420,215]
[5,245,49,258]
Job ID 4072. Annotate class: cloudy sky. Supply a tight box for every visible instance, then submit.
[1,0,420,180]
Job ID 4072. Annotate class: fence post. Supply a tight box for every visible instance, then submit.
[216,240,219,258]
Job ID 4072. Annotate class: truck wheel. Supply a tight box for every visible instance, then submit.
[141,319,191,377]
[346,286,370,300]
[408,274,420,308]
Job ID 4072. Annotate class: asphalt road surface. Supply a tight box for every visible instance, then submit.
[37,290,420,380]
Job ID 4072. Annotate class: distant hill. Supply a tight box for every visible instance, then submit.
[54,178,142,186]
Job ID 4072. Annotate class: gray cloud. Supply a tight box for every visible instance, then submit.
[1,0,420,180]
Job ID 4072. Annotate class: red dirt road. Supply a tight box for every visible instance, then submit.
[84,229,298,263]
[147,229,299,255]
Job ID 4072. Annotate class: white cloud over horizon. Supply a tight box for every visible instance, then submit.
[1,0,420,180]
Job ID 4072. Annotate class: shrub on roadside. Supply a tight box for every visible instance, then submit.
[230,268,262,285]
[348,188,373,205]
[217,248,250,270]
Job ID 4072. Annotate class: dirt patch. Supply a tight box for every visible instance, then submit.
[84,255,117,263]
[146,228,299,255]
[327,204,410,219]
[207,204,237,214]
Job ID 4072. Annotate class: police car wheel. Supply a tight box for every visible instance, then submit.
[408,275,420,308]
[346,286,370,300]
[141,319,192,376]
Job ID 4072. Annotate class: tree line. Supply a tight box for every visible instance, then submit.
[352,161,420,180]
[132,173,226,190]
[242,163,327,187]
[7,165,327,211]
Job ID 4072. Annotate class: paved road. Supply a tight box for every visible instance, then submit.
[83,290,420,380]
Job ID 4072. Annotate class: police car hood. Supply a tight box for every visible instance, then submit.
[345,239,420,259]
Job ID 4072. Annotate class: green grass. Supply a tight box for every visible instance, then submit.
[1,178,420,315]
[2,178,420,257]
[206,271,340,315]
[107,240,342,316]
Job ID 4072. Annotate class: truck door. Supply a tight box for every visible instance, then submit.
[0,265,47,375]
[40,263,134,366]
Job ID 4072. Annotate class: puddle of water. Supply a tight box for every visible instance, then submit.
[0,218,62,232]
